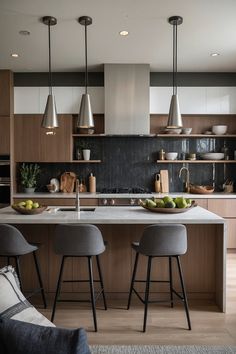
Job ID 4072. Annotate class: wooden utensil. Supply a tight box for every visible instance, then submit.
[154,173,161,192]
[60,172,76,193]
[160,170,169,193]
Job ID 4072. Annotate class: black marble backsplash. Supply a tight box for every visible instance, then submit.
[20,137,236,193]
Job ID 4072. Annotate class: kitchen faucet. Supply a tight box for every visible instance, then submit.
[178,167,190,193]
[75,179,80,211]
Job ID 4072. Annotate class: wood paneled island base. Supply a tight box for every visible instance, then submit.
[0,206,226,312]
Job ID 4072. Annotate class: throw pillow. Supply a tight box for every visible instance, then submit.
[0,266,53,327]
[0,318,90,354]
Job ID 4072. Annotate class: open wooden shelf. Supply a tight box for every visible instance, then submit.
[71,160,102,163]
[156,134,236,138]
[156,160,236,164]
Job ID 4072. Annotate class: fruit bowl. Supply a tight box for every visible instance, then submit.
[140,199,197,214]
[11,205,47,215]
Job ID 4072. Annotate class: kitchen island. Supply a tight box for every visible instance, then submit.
[0,206,226,312]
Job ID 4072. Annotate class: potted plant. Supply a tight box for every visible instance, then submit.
[20,163,41,193]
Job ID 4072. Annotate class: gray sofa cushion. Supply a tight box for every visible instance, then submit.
[0,318,90,354]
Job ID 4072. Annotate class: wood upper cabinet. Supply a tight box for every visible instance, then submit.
[0,116,10,154]
[0,70,13,117]
[14,114,72,162]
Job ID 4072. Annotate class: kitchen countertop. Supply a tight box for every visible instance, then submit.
[0,205,225,224]
[13,192,236,199]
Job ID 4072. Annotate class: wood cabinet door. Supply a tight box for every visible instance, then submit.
[14,115,72,162]
[208,199,236,218]
[0,116,10,154]
[226,219,236,248]
[40,115,72,162]
[0,71,13,117]
[14,115,41,162]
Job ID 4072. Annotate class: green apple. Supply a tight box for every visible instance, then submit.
[18,201,26,207]
[25,200,33,205]
[163,196,173,204]
[32,202,39,209]
[165,201,176,208]
[155,199,165,208]
[176,197,187,208]
[25,204,32,210]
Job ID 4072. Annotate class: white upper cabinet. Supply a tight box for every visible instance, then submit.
[150,87,236,114]
[14,87,105,114]
[14,86,236,115]
[178,87,206,114]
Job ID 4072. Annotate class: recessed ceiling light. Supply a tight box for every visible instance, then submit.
[119,30,129,36]
[19,30,30,35]
[11,53,19,58]
[210,53,220,57]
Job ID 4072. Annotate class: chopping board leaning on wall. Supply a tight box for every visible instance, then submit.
[60,172,76,193]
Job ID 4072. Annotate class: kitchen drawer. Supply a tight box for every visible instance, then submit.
[226,219,236,248]
[208,199,236,217]
[13,198,99,206]
[194,199,208,209]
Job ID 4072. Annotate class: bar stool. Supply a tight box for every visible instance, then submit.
[0,224,47,308]
[51,224,107,332]
[127,224,191,332]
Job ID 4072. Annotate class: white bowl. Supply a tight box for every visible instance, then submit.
[212,125,228,135]
[164,128,182,134]
[201,153,224,160]
[181,128,192,135]
[165,152,178,160]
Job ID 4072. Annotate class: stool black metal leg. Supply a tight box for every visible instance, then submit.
[127,252,139,310]
[88,256,97,332]
[96,255,107,310]
[143,256,152,332]
[169,256,174,308]
[33,251,47,309]
[176,256,191,330]
[51,256,65,322]
[15,256,23,290]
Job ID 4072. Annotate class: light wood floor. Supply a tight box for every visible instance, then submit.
[39,251,236,345]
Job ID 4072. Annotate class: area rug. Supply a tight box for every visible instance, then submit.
[90,345,236,354]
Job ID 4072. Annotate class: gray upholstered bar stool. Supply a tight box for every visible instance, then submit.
[127,224,191,332]
[0,224,47,308]
[51,224,107,332]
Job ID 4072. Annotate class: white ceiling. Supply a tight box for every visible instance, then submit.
[0,0,236,72]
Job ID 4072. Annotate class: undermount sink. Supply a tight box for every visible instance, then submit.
[59,208,96,212]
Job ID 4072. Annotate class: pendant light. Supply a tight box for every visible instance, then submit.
[41,16,59,129]
[77,16,94,129]
[167,16,183,129]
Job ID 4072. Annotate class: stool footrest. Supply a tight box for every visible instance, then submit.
[63,279,100,283]
[133,287,184,305]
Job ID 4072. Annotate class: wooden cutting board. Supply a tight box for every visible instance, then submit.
[60,172,76,193]
[160,170,169,193]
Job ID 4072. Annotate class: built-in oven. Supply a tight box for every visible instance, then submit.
[0,156,10,208]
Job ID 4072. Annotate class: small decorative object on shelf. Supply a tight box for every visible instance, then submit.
[159,149,165,160]
[83,149,91,161]
[20,163,40,193]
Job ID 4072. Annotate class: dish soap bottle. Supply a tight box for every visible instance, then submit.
[89,173,96,193]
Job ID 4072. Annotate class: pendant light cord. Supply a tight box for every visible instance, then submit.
[85,23,88,94]
[173,22,178,95]
[48,22,52,95]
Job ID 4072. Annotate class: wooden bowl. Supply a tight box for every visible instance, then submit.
[11,205,47,215]
[189,185,214,194]
[140,201,197,214]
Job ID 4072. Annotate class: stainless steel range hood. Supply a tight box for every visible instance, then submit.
[104,64,150,134]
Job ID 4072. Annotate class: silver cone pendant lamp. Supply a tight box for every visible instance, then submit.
[77,16,94,129]
[167,16,183,129]
[41,16,59,129]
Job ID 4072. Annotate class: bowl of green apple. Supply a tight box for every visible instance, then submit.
[139,196,196,213]
[11,200,47,215]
